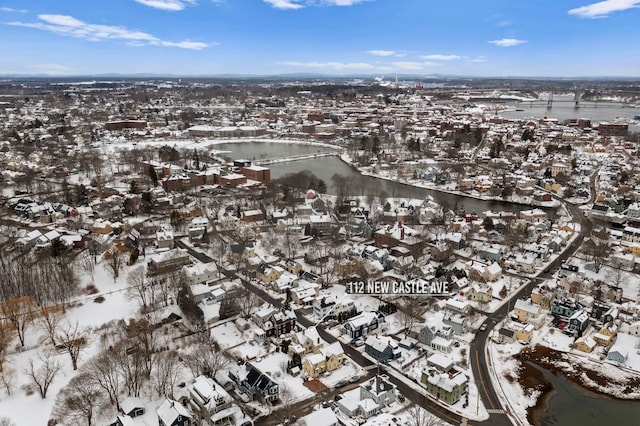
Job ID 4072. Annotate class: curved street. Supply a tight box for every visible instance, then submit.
[179,170,598,426]
[470,170,596,425]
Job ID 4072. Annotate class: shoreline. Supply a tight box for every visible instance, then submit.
[518,345,640,425]
[337,154,560,210]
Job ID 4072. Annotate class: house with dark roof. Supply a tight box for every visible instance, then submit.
[364,336,401,363]
[230,363,279,404]
[359,375,397,407]
[157,398,192,426]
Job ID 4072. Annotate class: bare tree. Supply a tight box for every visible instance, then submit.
[162,269,187,307]
[1,296,36,347]
[182,343,229,379]
[80,252,97,282]
[0,367,15,397]
[104,247,126,283]
[39,305,64,347]
[53,371,103,426]
[236,286,259,318]
[0,323,13,371]
[398,296,423,337]
[127,265,155,311]
[407,403,443,426]
[277,383,296,424]
[57,321,90,370]
[0,417,15,426]
[85,351,121,408]
[25,352,63,398]
[152,350,183,399]
[112,343,144,398]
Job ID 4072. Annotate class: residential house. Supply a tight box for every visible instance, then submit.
[241,210,264,223]
[292,327,324,355]
[359,375,397,407]
[509,322,534,344]
[551,299,582,321]
[574,336,597,353]
[519,209,548,222]
[120,397,145,418]
[283,259,302,275]
[497,327,516,344]
[443,313,468,336]
[290,282,319,306]
[364,336,401,363]
[477,246,503,262]
[188,375,234,425]
[444,298,471,315]
[593,324,617,347]
[426,353,454,373]
[465,283,493,303]
[606,349,628,365]
[514,254,536,274]
[418,313,454,352]
[629,322,640,336]
[300,408,339,426]
[256,264,283,284]
[254,308,296,338]
[485,262,503,282]
[531,285,555,309]
[147,249,192,276]
[344,311,385,340]
[568,310,590,336]
[229,363,279,404]
[512,299,545,329]
[183,263,219,285]
[157,399,192,426]
[157,226,174,249]
[421,367,468,405]
[302,342,344,378]
[110,416,135,426]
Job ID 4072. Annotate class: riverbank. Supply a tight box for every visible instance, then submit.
[338,154,561,210]
[516,344,640,424]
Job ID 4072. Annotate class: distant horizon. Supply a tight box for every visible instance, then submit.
[1,1,640,77]
[1,72,640,82]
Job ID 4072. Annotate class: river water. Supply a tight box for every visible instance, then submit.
[212,141,335,161]
[530,363,640,426]
[500,95,640,131]
[215,141,543,214]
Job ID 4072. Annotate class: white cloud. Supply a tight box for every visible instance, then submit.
[282,61,375,70]
[367,50,396,57]
[160,40,209,49]
[264,0,369,9]
[264,0,305,9]
[321,0,369,5]
[0,7,28,13]
[134,0,197,11]
[489,38,526,47]
[421,54,461,61]
[7,14,211,50]
[391,61,424,70]
[568,0,640,18]
[29,63,74,73]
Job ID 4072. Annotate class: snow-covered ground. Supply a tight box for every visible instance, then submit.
[0,262,141,425]
[487,341,539,425]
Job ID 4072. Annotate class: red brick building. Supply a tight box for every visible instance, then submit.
[104,120,147,131]
[219,173,247,188]
[240,165,271,183]
[598,122,628,137]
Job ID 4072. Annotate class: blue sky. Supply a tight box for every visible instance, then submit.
[0,0,639,77]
